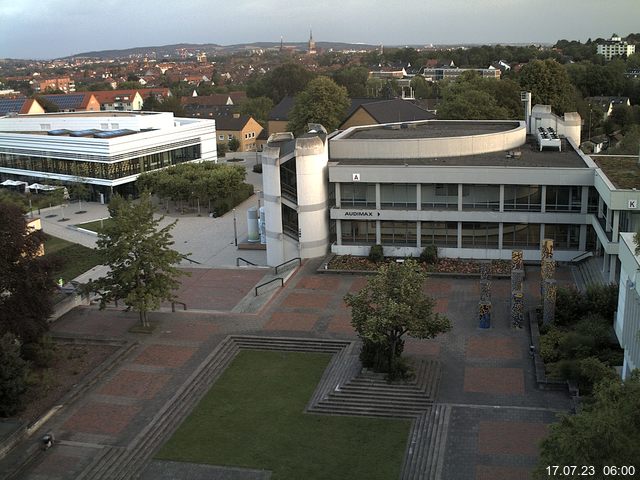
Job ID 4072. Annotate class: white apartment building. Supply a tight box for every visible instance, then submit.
[597,34,636,60]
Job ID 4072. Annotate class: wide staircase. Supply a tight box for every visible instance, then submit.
[572,255,607,292]
[77,335,448,480]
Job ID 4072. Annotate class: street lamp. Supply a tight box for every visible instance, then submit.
[233,208,238,246]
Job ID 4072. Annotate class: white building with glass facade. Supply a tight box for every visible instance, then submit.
[0,111,217,200]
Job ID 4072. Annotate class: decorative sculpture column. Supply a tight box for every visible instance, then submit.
[511,250,525,328]
[540,239,556,325]
[478,263,491,328]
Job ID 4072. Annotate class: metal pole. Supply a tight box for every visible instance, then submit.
[233,208,238,246]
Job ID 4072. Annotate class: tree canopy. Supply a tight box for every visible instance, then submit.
[88,193,188,327]
[287,76,350,135]
[239,96,274,127]
[534,372,640,478]
[247,63,315,103]
[437,72,521,120]
[332,66,370,98]
[0,203,56,345]
[344,259,451,376]
[137,162,252,216]
[518,59,578,114]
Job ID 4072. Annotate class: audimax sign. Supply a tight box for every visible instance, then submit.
[343,211,381,217]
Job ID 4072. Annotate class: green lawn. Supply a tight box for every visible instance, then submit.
[156,350,411,480]
[44,235,102,282]
[75,218,112,232]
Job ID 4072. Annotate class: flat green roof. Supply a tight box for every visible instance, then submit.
[593,155,640,189]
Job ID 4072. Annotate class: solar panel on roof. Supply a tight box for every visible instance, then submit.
[0,98,26,115]
[42,94,85,110]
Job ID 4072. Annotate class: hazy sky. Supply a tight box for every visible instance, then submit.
[1,0,638,59]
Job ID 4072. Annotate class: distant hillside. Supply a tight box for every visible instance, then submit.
[68,41,381,59]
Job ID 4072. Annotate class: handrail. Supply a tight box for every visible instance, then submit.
[274,257,301,275]
[236,257,258,266]
[181,255,201,265]
[255,277,284,296]
[171,301,187,312]
[569,251,593,263]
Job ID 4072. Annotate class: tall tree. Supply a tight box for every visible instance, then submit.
[239,96,274,127]
[287,76,349,135]
[333,66,370,98]
[534,372,640,478]
[0,332,29,417]
[88,193,188,327]
[0,203,55,345]
[518,59,578,114]
[344,259,451,377]
[247,63,315,103]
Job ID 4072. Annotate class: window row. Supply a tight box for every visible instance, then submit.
[337,183,595,213]
[340,220,581,249]
[0,144,201,180]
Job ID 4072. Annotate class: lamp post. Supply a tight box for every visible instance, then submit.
[233,208,238,246]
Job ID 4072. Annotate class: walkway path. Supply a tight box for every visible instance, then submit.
[0,259,575,480]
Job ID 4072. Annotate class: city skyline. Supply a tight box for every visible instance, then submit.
[0,0,638,60]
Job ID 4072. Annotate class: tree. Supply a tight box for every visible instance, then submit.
[518,59,578,114]
[437,72,520,120]
[228,137,240,152]
[0,332,28,417]
[344,259,451,377]
[333,66,369,98]
[239,96,273,127]
[534,372,640,478]
[0,203,56,345]
[246,63,315,103]
[88,193,188,327]
[287,76,349,135]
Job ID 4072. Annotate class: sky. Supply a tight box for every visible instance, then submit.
[0,0,639,59]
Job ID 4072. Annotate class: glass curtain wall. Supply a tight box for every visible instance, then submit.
[421,184,458,210]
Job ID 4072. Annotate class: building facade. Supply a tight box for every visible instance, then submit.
[0,111,217,201]
[597,35,636,60]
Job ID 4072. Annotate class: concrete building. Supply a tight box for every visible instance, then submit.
[615,233,640,379]
[0,111,217,201]
[597,34,636,60]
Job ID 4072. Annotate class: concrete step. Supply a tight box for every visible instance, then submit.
[311,404,422,419]
[325,393,432,408]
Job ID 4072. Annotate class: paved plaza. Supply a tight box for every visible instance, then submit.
[0,251,576,479]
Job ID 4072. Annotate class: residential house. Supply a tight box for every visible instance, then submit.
[0,98,45,116]
[587,96,631,119]
[216,114,263,152]
[40,93,101,112]
[339,99,436,130]
[35,77,75,93]
[92,90,144,111]
[597,34,636,60]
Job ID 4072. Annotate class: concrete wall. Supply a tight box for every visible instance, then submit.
[615,232,640,379]
[262,144,287,266]
[296,136,330,260]
[330,121,526,159]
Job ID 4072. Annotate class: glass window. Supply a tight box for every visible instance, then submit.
[544,224,580,249]
[421,183,457,210]
[504,185,541,211]
[461,222,500,248]
[380,183,416,209]
[502,223,540,248]
[546,186,582,212]
[340,183,376,208]
[380,221,417,246]
[341,220,377,245]
[462,185,500,211]
[421,221,458,247]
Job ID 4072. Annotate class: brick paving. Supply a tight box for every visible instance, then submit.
[464,367,526,395]
[133,345,197,368]
[98,370,172,399]
[5,261,579,480]
[63,402,141,436]
[477,421,549,455]
[264,311,320,331]
[467,336,522,359]
[476,465,532,480]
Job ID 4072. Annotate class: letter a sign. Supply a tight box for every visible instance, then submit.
[352,173,361,182]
